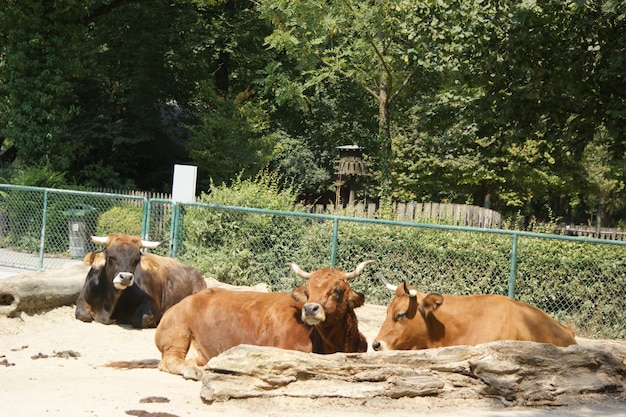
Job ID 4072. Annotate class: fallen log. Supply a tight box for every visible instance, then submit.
[0,260,268,318]
[200,341,626,406]
[0,263,88,316]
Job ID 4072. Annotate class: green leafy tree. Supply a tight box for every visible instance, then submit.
[391,0,625,224]
[184,0,279,191]
[257,0,471,198]
[265,77,378,198]
[469,0,626,220]
[187,81,264,189]
[1,0,212,190]
[0,1,88,169]
[69,0,207,189]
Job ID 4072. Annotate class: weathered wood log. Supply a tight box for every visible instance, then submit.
[204,276,270,292]
[200,341,626,405]
[0,263,88,316]
[0,263,268,318]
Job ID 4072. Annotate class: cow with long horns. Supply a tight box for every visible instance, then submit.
[372,277,577,351]
[75,233,206,328]
[155,261,372,380]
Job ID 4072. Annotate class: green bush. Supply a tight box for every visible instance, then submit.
[0,182,623,339]
[96,205,143,236]
[181,198,626,339]
[179,171,307,289]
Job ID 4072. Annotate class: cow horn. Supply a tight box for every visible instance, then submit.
[141,239,165,249]
[287,262,311,279]
[379,275,398,292]
[403,282,418,297]
[344,260,374,280]
[90,236,109,245]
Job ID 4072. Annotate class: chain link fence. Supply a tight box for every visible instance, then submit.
[1,185,625,340]
[0,185,147,270]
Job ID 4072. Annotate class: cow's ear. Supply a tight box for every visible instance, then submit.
[84,252,106,268]
[347,290,365,309]
[291,285,307,303]
[419,293,444,315]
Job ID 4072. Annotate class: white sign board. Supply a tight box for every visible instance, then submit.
[172,164,197,202]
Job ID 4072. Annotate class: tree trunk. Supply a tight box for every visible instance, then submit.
[377,69,392,199]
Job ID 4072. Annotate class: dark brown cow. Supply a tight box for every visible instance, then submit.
[372,280,577,351]
[155,261,372,380]
[75,233,206,328]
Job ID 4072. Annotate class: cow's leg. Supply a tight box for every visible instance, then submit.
[132,303,160,328]
[155,320,203,380]
[191,339,208,367]
[74,297,94,322]
[181,360,204,381]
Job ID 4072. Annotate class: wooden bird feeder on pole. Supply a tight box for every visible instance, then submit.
[335,145,367,207]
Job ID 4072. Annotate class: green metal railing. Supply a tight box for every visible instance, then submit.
[0,184,147,270]
[1,184,624,339]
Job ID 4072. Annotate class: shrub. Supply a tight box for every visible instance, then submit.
[96,205,143,236]
[179,170,306,289]
[181,201,626,339]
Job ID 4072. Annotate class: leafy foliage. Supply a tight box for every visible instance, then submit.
[0,0,625,226]
[95,205,143,236]
[179,170,306,286]
[466,0,626,221]
[0,160,67,188]
[178,192,625,339]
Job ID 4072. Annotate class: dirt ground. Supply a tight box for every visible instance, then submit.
[1,284,625,416]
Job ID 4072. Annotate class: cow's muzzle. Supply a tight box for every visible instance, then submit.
[372,340,387,351]
[301,303,325,325]
[113,272,134,289]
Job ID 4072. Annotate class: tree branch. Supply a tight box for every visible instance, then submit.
[311,53,380,101]
[341,0,391,101]
[389,63,420,104]
[87,0,137,22]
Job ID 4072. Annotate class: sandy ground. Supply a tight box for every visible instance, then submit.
[1,284,625,416]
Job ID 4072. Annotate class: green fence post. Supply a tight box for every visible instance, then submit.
[169,202,179,258]
[141,197,150,241]
[38,189,48,270]
[508,233,519,298]
[330,218,339,267]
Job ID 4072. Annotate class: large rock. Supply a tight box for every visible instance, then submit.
[201,341,626,406]
[0,262,88,316]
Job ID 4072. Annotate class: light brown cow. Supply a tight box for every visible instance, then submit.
[75,233,206,328]
[155,261,372,380]
[372,281,577,351]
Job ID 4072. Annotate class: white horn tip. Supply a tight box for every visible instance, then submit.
[90,235,109,245]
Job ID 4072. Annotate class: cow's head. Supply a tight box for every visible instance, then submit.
[372,278,443,351]
[83,233,164,290]
[289,261,372,326]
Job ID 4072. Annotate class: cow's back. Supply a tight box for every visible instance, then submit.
[156,287,315,362]
[135,253,206,313]
[430,294,577,347]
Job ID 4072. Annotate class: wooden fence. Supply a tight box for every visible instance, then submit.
[92,189,626,238]
[313,201,503,228]
[91,188,173,200]
[555,224,626,241]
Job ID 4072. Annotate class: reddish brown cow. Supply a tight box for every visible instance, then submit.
[75,233,206,328]
[372,281,577,351]
[155,261,372,380]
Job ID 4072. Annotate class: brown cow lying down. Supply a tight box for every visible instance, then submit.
[372,280,577,351]
[75,233,206,328]
[155,261,372,380]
